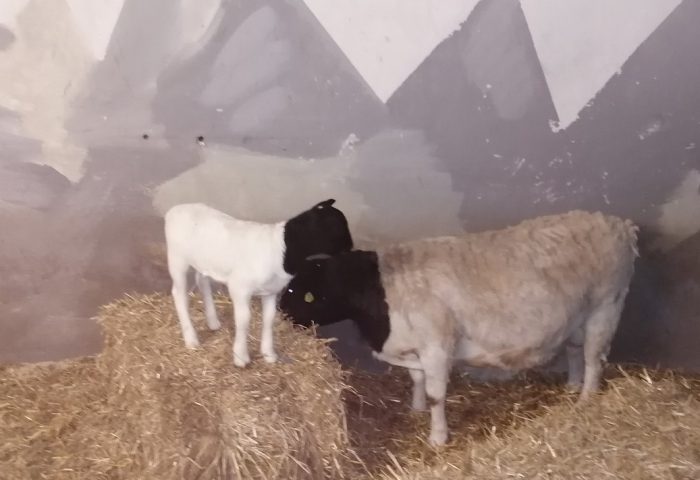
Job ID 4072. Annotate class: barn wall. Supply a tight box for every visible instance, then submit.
[0,0,698,371]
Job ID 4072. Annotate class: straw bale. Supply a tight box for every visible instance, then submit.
[95,293,350,479]
[1,293,351,479]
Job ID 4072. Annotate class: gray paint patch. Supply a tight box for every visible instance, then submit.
[0,163,70,210]
[200,6,290,107]
[152,0,388,157]
[461,0,539,120]
[347,129,465,240]
[0,24,15,50]
[229,86,290,134]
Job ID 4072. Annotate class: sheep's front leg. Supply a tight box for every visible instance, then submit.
[408,368,427,411]
[421,346,450,446]
[196,272,221,331]
[229,287,252,367]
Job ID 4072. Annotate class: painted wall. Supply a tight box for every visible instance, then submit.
[0,0,698,372]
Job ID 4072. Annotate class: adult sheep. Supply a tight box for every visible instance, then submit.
[279,210,638,445]
[165,199,353,367]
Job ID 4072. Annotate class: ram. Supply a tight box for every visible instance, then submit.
[280,210,638,445]
[165,199,353,367]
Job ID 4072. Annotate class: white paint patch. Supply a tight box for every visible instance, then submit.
[65,0,125,60]
[653,169,700,252]
[511,157,526,176]
[521,0,681,131]
[0,0,93,182]
[0,0,31,30]
[637,117,665,140]
[339,133,360,156]
[302,0,480,102]
[153,145,364,228]
[152,133,465,243]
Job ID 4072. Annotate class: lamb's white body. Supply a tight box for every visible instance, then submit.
[165,203,292,366]
[372,211,639,445]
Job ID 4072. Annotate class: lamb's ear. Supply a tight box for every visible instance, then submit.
[314,198,336,209]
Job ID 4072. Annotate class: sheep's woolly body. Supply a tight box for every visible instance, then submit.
[376,210,638,372]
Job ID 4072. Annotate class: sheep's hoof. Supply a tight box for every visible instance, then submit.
[565,381,583,393]
[411,403,428,413]
[428,430,448,447]
[576,391,594,406]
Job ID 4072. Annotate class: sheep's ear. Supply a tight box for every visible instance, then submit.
[315,198,336,209]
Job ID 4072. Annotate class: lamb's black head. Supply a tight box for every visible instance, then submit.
[283,199,354,274]
[280,250,386,332]
[279,257,347,328]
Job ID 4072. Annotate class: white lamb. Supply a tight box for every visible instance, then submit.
[164,199,353,367]
[280,210,639,445]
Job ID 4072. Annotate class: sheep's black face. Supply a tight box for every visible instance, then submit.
[283,199,354,273]
[279,259,346,328]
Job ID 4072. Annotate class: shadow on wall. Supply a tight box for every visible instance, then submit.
[611,228,700,372]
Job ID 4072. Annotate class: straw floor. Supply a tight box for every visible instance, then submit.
[1,293,698,479]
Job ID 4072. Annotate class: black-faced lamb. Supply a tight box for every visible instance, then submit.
[164,199,353,367]
[279,210,638,445]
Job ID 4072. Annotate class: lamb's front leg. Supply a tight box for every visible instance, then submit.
[229,286,252,367]
[408,368,427,411]
[260,294,278,363]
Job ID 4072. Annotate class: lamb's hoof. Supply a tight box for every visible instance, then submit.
[206,319,222,331]
[275,354,293,365]
[262,352,279,364]
[233,354,251,368]
[184,338,200,349]
[411,400,428,412]
[428,430,448,447]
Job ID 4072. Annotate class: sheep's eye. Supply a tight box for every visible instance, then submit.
[304,292,315,303]
[287,288,293,293]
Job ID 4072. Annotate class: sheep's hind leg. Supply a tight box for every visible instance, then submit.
[565,327,584,391]
[579,291,627,403]
[408,368,427,411]
[421,346,451,446]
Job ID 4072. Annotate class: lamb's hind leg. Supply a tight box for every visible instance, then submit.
[579,290,627,403]
[195,272,221,331]
[168,255,198,348]
[229,285,252,368]
[260,293,278,364]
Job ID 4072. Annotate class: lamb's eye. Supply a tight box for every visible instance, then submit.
[287,288,294,293]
